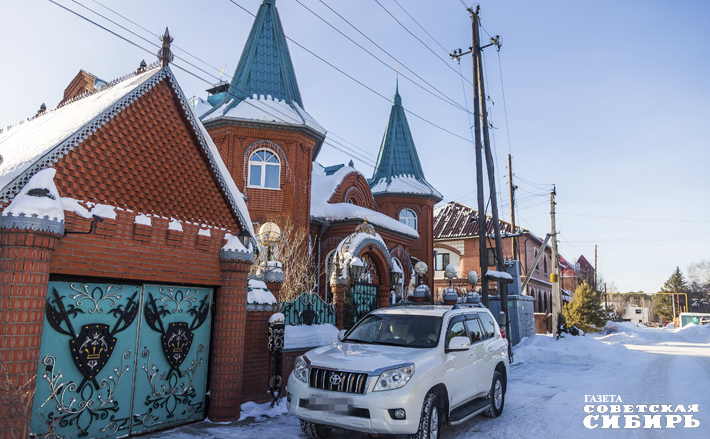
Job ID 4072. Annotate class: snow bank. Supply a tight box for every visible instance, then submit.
[285,324,339,350]
[514,333,631,365]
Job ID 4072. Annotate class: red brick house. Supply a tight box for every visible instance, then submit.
[432,201,557,311]
[190,0,440,304]
[0,62,255,437]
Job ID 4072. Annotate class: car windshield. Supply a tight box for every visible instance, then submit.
[343,314,443,348]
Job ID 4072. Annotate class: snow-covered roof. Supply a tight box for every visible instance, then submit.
[311,162,418,238]
[0,65,255,239]
[0,68,157,195]
[200,94,325,137]
[370,174,442,199]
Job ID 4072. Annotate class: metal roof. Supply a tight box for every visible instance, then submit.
[369,82,438,198]
[224,0,303,109]
[433,201,519,240]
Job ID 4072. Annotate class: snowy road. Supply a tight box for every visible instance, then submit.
[158,323,709,439]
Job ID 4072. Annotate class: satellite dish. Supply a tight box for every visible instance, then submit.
[259,222,282,245]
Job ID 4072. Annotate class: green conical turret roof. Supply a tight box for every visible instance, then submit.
[226,0,302,108]
[369,82,441,200]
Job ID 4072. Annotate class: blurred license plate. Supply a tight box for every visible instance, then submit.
[307,395,352,415]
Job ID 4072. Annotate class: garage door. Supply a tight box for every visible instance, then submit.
[30,281,213,438]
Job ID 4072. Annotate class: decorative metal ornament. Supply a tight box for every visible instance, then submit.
[45,287,139,390]
[158,27,174,67]
[144,292,209,378]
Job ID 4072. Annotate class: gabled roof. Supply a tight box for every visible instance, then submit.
[0,65,254,237]
[197,0,325,152]
[311,162,418,238]
[577,255,595,272]
[369,82,441,201]
[433,201,518,240]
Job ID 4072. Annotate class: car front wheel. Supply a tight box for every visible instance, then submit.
[409,392,440,439]
[300,419,332,439]
[484,370,505,418]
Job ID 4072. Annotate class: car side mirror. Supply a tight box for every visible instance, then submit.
[447,336,470,352]
[337,329,347,342]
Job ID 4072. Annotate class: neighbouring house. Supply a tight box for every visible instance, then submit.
[561,254,596,293]
[0,58,257,437]
[621,305,650,324]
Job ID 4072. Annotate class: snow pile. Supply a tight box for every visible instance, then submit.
[247,278,277,305]
[222,232,253,253]
[285,324,339,350]
[514,333,631,365]
[237,399,289,422]
[134,214,151,226]
[0,168,63,222]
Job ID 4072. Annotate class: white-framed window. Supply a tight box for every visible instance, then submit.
[435,253,450,271]
[248,149,281,189]
[398,208,417,230]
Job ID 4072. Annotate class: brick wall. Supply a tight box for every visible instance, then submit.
[242,311,276,404]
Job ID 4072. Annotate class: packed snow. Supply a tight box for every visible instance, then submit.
[285,324,340,350]
[247,278,277,305]
[0,168,63,221]
[157,322,709,438]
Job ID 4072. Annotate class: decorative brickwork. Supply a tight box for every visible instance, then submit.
[0,228,61,438]
[53,79,241,231]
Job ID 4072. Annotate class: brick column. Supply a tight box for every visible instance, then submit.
[0,227,61,437]
[208,249,252,422]
[330,281,346,330]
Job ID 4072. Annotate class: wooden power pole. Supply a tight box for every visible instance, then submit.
[550,187,561,337]
[508,154,518,260]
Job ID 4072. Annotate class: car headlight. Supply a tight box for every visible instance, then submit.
[373,364,414,392]
[293,356,309,383]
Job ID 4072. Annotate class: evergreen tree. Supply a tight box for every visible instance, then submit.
[562,281,607,333]
[654,267,688,321]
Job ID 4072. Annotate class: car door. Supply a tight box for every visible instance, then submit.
[464,315,487,397]
[478,311,504,385]
[443,315,473,408]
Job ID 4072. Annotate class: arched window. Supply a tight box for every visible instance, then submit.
[398,208,417,230]
[248,149,280,189]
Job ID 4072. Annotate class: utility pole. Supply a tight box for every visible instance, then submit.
[550,187,561,337]
[594,244,598,293]
[508,154,518,260]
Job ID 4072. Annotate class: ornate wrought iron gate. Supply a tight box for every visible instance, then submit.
[30,281,213,438]
[344,283,379,329]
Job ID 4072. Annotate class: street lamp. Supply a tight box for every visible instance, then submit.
[390,268,402,304]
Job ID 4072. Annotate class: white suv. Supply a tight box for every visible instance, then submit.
[287,305,509,438]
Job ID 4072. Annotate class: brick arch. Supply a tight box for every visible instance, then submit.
[318,236,343,297]
[329,172,377,210]
[242,140,294,191]
[344,187,366,206]
[355,245,392,309]
[434,243,462,257]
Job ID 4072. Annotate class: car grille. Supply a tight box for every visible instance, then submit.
[309,368,369,394]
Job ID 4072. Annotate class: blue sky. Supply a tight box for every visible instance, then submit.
[2,0,709,294]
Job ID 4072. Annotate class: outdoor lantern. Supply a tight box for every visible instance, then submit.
[349,257,364,283]
[414,261,428,279]
[238,229,252,248]
[468,270,479,286]
[444,264,456,281]
[390,269,402,290]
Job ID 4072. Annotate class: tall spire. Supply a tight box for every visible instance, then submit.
[369,83,441,200]
[224,0,302,108]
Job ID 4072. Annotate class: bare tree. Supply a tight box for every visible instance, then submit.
[251,216,317,302]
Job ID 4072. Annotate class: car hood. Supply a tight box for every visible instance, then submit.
[305,342,431,374]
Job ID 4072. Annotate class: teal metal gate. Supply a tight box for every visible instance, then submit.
[30,281,212,438]
[343,283,379,329]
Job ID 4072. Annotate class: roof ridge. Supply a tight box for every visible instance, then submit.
[1,61,162,135]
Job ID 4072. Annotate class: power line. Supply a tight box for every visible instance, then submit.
[373,0,474,88]
[293,0,468,113]
[392,0,450,53]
